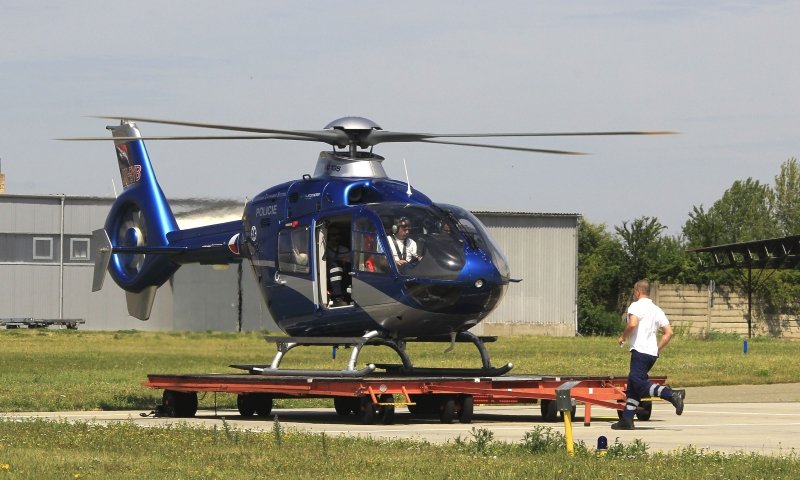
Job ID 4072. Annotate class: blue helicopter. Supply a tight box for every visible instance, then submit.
[75,116,670,375]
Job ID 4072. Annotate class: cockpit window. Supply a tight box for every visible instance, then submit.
[435,204,510,280]
[353,218,389,273]
[365,204,464,279]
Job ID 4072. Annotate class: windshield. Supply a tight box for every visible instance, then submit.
[436,203,510,280]
[365,204,465,279]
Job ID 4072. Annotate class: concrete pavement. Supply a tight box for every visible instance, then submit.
[4,383,800,456]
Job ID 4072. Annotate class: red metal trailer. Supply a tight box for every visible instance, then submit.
[144,371,667,426]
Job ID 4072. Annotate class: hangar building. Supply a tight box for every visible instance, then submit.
[0,194,578,336]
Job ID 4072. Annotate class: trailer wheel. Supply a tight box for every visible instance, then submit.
[636,401,652,421]
[457,394,474,424]
[348,398,359,415]
[540,399,558,422]
[334,397,350,416]
[161,390,178,417]
[237,394,256,417]
[253,393,273,417]
[440,397,456,424]
[359,396,379,424]
[334,397,359,416]
[378,394,395,425]
[162,390,197,418]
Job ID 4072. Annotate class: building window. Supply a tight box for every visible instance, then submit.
[70,238,90,261]
[33,237,53,260]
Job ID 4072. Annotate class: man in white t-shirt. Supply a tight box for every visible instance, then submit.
[611,279,685,430]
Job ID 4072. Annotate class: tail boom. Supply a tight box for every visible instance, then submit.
[94,121,246,320]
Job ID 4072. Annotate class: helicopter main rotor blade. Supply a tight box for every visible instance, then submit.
[59,135,585,154]
[365,129,676,145]
[418,139,587,155]
[90,115,349,145]
[430,130,677,137]
[82,115,675,153]
[58,134,312,141]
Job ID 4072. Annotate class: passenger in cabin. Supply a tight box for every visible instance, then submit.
[291,230,309,266]
[362,233,377,272]
[388,216,421,268]
[292,248,309,266]
[326,226,351,307]
[361,232,389,273]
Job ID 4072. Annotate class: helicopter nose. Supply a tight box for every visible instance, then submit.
[403,278,505,314]
[404,281,461,310]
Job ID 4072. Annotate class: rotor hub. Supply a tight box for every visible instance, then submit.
[324,117,383,154]
[323,116,381,131]
[123,226,144,247]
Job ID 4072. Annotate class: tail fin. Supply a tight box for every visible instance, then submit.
[95,121,180,319]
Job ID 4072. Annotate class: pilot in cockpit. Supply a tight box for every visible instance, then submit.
[388,216,421,268]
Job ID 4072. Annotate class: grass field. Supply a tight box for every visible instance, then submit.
[1,329,796,411]
[1,329,798,478]
[0,417,797,479]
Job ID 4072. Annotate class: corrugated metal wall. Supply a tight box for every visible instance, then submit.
[171,264,276,332]
[0,196,61,233]
[1,264,61,318]
[0,195,177,330]
[475,213,579,336]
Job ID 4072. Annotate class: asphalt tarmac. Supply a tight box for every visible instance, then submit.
[4,383,800,455]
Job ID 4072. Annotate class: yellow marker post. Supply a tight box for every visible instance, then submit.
[562,409,575,456]
[555,380,581,457]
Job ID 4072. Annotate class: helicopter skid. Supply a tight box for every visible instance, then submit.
[230,364,376,377]
[246,331,511,376]
[372,363,514,377]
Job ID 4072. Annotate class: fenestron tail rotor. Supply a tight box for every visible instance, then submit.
[116,205,147,275]
[60,115,676,157]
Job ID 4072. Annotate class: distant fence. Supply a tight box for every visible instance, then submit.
[0,318,84,329]
[651,283,800,338]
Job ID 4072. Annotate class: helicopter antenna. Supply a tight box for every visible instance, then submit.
[111,178,117,198]
[403,158,412,196]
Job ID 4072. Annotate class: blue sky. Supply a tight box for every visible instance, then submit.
[1,1,798,234]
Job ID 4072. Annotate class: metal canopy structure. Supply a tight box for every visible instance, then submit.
[690,235,800,270]
[689,235,800,338]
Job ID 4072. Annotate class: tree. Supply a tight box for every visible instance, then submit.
[615,216,666,285]
[578,216,696,336]
[763,158,800,315]
[650,234,704,284]
[683,178,778,246]
[683,205,721,248]
[577,219,626,335]
[684,177,788,327]
[614,215,698,295]
[771,157,800,235]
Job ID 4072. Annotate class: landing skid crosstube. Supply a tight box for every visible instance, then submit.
[230,330,513,378]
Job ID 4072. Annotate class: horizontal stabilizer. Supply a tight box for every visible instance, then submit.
[91,228,112,292]
[112,245,187,254]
